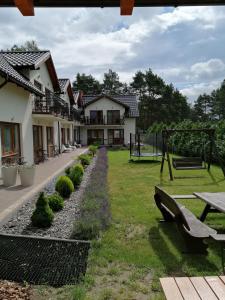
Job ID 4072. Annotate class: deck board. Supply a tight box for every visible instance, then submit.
[190,277,218,300]
[161,276,225,300]
[160,278,183,300]
[205,277,225,300]
[175,277,201,300]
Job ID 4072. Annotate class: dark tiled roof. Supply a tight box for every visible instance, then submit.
[59,78,69,92]
[1,51,50,68]
[83,94,139,117]
[0,54,44,96]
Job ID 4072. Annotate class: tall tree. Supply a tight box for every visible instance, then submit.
[72,73,101,94]
[9,40,40,51]
[102,69,123,95]
[131,69,190,130]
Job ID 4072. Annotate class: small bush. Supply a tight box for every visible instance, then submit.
[65,166,71,176]
[68,165,84,187]
[89,145,98,156]
[48,193,64,212]
[73,217,101,240]
[55,176,74,198]
[31,192,54,228]
[79,154,91,166]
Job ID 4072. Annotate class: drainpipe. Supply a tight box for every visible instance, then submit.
[58,121,61,153]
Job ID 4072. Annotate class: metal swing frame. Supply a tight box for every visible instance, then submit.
[160,128,225,180]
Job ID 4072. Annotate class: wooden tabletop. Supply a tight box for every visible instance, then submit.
[160,276,225,300]
[194,192,225,214]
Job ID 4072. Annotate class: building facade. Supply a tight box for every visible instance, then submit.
[0,50,139,170]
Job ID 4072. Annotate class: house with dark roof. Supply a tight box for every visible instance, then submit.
[0,51,81,167]
[80,94,139,145]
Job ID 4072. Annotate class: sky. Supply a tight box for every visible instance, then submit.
[0,5,225,103]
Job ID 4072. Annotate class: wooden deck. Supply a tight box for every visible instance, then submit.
[160,276,225,300]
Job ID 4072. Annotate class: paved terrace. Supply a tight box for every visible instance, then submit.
[0,148,87,224]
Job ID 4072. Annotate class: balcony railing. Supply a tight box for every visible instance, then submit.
[33,92,80,122]
[84,116,124,125]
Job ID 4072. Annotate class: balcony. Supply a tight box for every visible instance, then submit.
[84,116,124,125]
[33,92,80,122]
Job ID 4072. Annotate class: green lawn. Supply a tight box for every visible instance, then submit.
[34,150,225,300]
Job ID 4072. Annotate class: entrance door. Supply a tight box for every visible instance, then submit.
[108,129,124,145]
[46,127,53,157]
[33,125,43,163]
[87,129,104,145]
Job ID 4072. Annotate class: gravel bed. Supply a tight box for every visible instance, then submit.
[0,156,97,239]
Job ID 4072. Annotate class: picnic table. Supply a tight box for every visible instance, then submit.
[194,192,225,222]
[160,276,225,300]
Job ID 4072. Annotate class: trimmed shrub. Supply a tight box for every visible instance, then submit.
[55,175,74,198]
[79,154,91,166]
[89,145,98,157]
[68,165,84,187]
[48,193,64,212]
[31,192,54,228]
[65,166,71,176]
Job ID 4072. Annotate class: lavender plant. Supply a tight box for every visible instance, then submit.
[73,147,111,240]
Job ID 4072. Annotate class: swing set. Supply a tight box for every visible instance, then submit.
[160,128,225,180]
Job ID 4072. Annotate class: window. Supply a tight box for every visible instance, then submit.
[107,110,120,125]
[0,122,20,157]
[34,80,42,91]
[90,111,103,124]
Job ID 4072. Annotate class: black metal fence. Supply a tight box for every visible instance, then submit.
[0,233,90,286]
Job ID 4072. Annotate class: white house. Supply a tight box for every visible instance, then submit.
[80,94,139,145]
[0,51,81,166]
[0,50,139,171]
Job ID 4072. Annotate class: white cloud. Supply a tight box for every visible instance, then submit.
[181,80,221,102]
[1,5,225,103]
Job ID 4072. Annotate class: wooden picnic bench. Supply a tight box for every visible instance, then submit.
[160,276,225,300]
[154,186,224,254]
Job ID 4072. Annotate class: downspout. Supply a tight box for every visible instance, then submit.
[58,121,61,154]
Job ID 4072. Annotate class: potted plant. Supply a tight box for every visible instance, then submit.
[19,164,36,187]
[2,164,18,187]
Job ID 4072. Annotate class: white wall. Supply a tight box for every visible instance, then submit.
[29,63,54,92]
[0,78,34,164]
[85,97,125,118]
[124,118,136,144]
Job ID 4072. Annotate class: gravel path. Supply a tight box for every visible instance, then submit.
[0,156,97,239]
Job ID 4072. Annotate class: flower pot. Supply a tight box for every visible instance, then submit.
[19,166,36,187]
[2,165,18,187]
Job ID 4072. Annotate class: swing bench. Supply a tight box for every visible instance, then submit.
[172,157,206,170]
[160,128,225,180]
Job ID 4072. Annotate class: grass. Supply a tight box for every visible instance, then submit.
[33,150,225,299]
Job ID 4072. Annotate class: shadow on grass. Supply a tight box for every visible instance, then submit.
[148,224,219,276]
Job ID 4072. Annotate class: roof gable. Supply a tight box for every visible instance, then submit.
[83,94,139,117]
[84,95,129,109]
[0,54,44,96]
[1,51,60,92]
